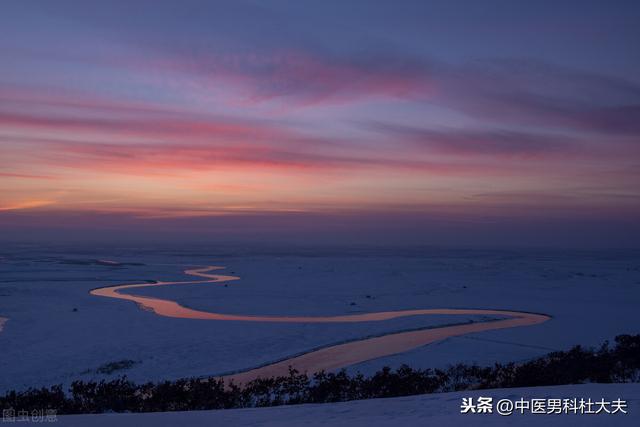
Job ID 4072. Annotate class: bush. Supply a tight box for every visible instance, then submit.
[2,334,639,414]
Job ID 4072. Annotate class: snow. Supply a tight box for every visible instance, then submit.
[51,383,640,426]
[1,244,639,394]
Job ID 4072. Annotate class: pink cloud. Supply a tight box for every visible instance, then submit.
[125,50,434,107]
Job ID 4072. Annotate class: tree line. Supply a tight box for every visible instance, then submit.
[1,334,638,414]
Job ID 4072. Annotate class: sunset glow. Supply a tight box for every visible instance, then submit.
[1,1,639,245]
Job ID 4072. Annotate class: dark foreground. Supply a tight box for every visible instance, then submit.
[2,335,639,415]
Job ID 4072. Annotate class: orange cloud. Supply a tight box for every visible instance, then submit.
[0,200,55,211]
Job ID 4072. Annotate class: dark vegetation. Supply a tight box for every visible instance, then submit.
[95,360,138,375]
[2,335,639,414]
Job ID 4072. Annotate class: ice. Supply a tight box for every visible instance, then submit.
[1,244,639,394]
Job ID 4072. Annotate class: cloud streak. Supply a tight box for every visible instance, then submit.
[365,122,578,158]
[1,0,639,242]
[433,59,640,136]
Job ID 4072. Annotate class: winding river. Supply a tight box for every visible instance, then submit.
[90,266,551,383]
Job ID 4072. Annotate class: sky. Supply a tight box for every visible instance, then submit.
[1,0,639,247]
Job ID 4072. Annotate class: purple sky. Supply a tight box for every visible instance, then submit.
[1,1,639,247]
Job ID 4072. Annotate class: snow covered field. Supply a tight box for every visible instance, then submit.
[1,243,639,394]
[52,383,640,426]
